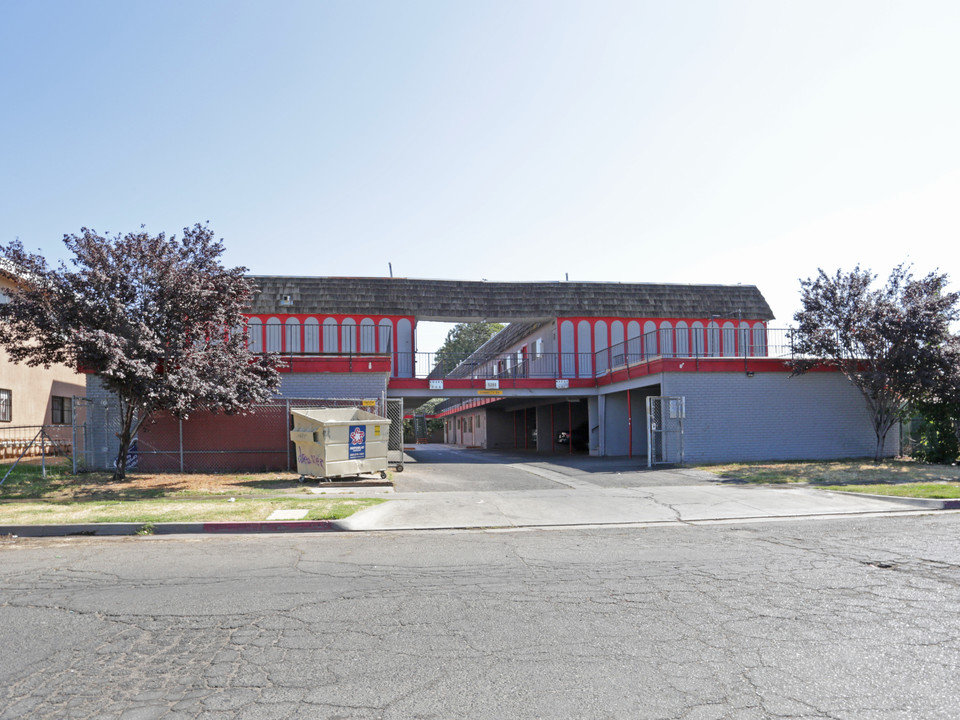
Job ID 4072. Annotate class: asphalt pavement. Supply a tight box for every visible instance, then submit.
[3,513,960,719]
[1,445,953,537]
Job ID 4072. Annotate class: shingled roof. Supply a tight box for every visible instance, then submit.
[247,276,775,321]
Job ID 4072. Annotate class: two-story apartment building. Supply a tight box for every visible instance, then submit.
[83,276,892,470]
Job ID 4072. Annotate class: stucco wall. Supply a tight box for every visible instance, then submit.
[659,370,894,463]
[0,275,86,427]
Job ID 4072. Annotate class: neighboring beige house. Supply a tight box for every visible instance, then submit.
[0,263,86,430]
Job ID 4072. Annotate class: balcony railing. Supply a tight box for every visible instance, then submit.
[406,327,795,381]
[254,327,798,381]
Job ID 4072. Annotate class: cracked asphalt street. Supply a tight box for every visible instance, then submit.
[2,513,960,719]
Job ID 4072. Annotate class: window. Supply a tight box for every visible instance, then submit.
[0,389,10,422]
[52,396,72,425]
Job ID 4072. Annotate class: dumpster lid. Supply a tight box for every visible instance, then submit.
[291,407,388,426]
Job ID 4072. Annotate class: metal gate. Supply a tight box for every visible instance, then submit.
[386,398,404,471]
[646,396,685,467]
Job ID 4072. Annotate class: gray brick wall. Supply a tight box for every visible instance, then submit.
[277,372,388,400]
[660,370,894,463]
[83,375,124,471]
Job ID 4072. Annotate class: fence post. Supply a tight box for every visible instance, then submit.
[179,419,184,473]
[71,398,78,474]
[286,400,291,471]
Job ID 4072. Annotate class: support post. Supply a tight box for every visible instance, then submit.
[568,401,572,455]
[550,404,555,453]
[627,389,633,458]
[179,419,184,473]
[71,399,78,474]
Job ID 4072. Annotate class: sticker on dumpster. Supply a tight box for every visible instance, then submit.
[349,425,366,459]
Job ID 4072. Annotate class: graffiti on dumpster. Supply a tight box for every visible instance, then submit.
[297,449,324,468]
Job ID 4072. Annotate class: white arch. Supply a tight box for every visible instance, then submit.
[753,324,768,357]
[378,319,393,353]
[304,317,320,353]
[627,320,641,362]
[322,317,338,352]
[577,320,592,376]
[659,321,673,358]
[247,317,262,353]
[691,321,704,356]
[707,321,720,357]
[285,317,301,354]
[341,318,357,353]
[738,321,751,356]
[265,317,282,353]
[594,321,609,374]
[560,320,575,376]
[675,321,689,356]
[396,318,413,377]
[722,321,736,357]
[643,320,657,357]
[360,318,375,353]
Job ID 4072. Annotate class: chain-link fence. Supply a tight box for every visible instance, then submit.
[385,398,404,471]
[646,396,685,467]
[74,397,392,473]
[0,424,73,462]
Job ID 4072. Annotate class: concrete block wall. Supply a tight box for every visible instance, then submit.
[278,372,388,400]
[601,388,660,457]
[83,375,124,471]
[660,370,894,463]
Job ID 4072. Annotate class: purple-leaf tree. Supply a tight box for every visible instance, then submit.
[0,225,281,479]
[790,265,959,462]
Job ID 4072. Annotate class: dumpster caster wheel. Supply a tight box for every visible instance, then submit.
[380,471,387,479]
[395,464,404,473]
[297,475,305,484]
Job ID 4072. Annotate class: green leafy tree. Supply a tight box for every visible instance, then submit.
[433,322,505,374]
[790,265,959,462]
[0,225,281,479]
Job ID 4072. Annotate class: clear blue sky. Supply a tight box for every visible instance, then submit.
[2,1,958,351]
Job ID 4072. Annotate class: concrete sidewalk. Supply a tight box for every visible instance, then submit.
[340,484,953,531]
[1,485,952,537]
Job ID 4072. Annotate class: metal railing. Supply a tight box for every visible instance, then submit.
[247,326,796,381]
[406,327,795,381]
[0,424,73,460]
[248,322,392,355]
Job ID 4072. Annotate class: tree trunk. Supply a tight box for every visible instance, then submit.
[112,402,137,481]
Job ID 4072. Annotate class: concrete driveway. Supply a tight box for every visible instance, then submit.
[394,444,710,493]
[344,445,936,531]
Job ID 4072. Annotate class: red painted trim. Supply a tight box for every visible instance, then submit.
[558,315,769,326]
[387,377,596,391]
[244,312,415,323]
[283,355,392,373]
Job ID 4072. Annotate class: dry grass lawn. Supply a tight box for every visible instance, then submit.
[703,458,960,485]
